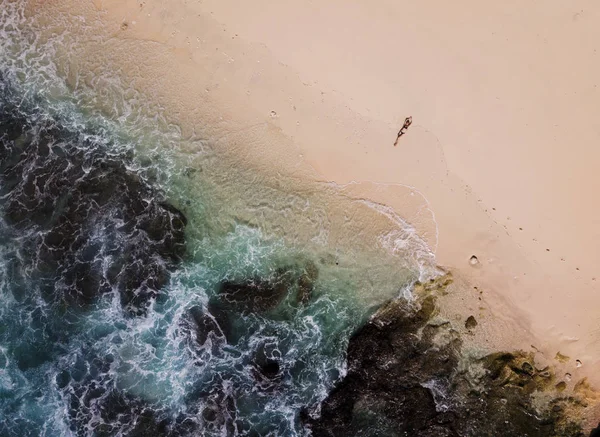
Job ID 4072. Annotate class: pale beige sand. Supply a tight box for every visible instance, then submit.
[31,0,600,392]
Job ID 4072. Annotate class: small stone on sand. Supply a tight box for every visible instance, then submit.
[465,315,478,330]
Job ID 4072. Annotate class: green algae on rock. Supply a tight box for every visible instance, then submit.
[304,274,592,437]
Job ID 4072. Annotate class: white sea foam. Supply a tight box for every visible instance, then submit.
[0,1,440,435]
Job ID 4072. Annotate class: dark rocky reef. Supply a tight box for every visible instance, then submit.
[304,275,591,437]
[218,276,290,313]
[208,260,318,343]
[217,260,318,314]
[0,79,186,315]
[56,349,205,437]
[66,384,197,437]
[71,389,171,437]
[179,305,227,365]
[182,381,239,436]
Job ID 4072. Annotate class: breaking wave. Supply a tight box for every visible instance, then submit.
[0,2,437,436]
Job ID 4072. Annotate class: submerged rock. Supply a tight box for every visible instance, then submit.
[257,358,280,379]
[57,350,204,437]
[218,277,289,314]
[208,261,319,343]
[183,378,239,436]
[68,386,204,437]
[184,306,226,346]
[305,275,589,437]
[251,340,284,389]
[217,260,319,313]
[179,305,226,364]
[198,391,237,436]
[464,315,478,330]
[81,391,171,437]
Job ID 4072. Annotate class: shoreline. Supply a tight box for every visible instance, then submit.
[32,0,600,402]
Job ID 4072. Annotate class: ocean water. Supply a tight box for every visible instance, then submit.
[0,2,437,436]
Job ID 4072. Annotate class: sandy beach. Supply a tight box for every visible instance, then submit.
[31,0,600,413]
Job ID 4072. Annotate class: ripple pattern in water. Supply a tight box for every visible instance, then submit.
[0,2,436,436]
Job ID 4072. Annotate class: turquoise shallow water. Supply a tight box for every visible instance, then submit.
[0,2,436,436]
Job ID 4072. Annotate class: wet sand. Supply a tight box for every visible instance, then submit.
[32,0,600,406]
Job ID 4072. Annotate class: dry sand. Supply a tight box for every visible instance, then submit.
[32,0,600,389]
